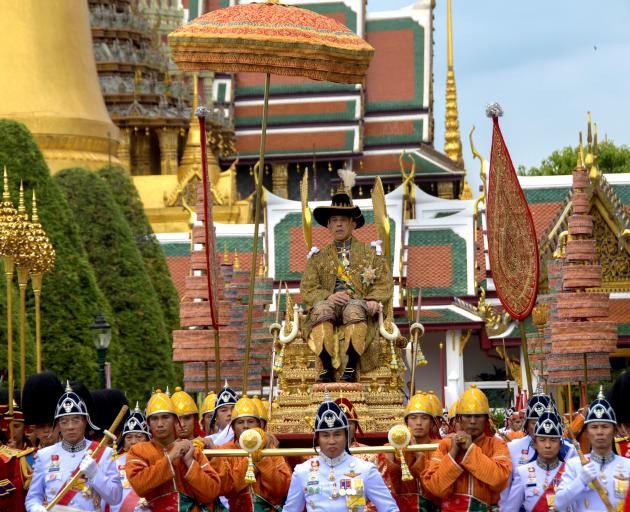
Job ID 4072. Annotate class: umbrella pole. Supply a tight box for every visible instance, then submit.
[518,319,534,396]
[244,73,271,391]
[197,107,221,391]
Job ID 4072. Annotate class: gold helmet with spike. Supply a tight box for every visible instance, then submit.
[200,391,217,418]
[251,395,269,424]
[457,384,489,415]
[426,390,443,417]
[171,386,198,417]
[231,396,259,422]
[404,392,432,418]
[145,388,176,418]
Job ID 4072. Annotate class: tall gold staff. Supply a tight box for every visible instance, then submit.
[28,190,55,372]
[15,182,37,388]
[0,167,26,428]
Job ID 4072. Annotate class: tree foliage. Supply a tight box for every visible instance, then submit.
[0,120,110,388]
[55,168,177,403]
[97,166,180,334]
[520,140,630,176]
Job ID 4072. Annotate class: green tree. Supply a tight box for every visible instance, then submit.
[520,140,630,176]
[0,120,111,388]
[97,166,180,334]
[55,168,177,402]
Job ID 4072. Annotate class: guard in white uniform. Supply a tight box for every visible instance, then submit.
[555,388,630,511]
[283,397,398,512]
[25,382,122,512]
[503,406,567,511]
[111,402,151,512]
[501,389,576,506]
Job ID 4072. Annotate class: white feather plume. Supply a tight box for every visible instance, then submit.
[337,169,356,193]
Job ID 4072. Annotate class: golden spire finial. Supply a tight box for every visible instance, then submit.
[31,190,39,224]
[233,249,240,270]
[258,257,265,277]
[444,0,468,196]
[2,166,11,202]
[584,112,594,169]
[191,72,199,113]
[18,181,27,220]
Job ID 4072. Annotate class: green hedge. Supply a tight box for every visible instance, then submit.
[0,120,110,387]
[55,168,177,402]
[97,166,180,333]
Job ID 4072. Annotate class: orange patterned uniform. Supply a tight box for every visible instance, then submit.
[126,440,227,511]
[422,435,511,510]
[210,440,291,511]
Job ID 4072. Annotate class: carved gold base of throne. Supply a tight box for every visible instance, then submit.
[268,326,406,434]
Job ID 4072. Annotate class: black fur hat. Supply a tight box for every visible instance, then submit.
[22,372,64,425]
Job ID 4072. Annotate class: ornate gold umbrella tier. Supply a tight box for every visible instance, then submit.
[168,1,374,84]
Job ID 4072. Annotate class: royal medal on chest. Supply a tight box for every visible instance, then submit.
[527,466,537,487]
[520,448,529,464]
[613,465,628,499]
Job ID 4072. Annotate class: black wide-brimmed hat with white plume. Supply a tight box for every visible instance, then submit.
[313,169,365,229]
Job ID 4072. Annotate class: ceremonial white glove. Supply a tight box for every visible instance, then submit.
[580,461,599,485]
[31,506,47,512]
[79,454,98,480]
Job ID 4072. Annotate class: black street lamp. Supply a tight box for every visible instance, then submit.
[91,313,112,389]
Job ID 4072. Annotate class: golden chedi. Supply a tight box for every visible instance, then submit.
[0,0,120,172]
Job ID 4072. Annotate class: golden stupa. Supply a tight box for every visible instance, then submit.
[0,0,120,172]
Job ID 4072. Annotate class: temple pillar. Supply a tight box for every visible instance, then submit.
[272,163,289,198]
[117,128,131,169]
[158,127,179,175]
[444,329,464,408]
[134,128,151,175]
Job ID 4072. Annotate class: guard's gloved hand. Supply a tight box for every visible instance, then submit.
[79,454,98,480]
[580,461,599,485]
[32,506,48,512]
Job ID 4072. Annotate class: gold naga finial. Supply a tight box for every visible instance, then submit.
[585,112,594,168]
[444,0,465,173]
[577,131,585,169]
[470,125,487,217]
[589,123,602,181]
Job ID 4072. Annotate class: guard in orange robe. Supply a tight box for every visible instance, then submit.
[380,391,441,512]
[126,389,226,511]
[422,385,512,511]
[209,396,291,512]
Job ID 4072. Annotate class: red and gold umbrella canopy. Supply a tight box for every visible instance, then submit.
[168,1,374,84]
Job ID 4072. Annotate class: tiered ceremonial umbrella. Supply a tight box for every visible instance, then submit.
[168,0,374,388]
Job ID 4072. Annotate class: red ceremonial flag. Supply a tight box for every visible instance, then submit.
[486,103,539,320]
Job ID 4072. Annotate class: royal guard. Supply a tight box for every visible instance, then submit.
[126,388,226,511]
[301,170,393,383]
[172,386,204,440]
[111,403,151,512]
[210,396,291,511]
[200,391,218,436]
[22,372,64,449]
[380,391,440,511]
[501,387,576,506]
[498,409,526,442]
[503,406,568,511]
[422,384,512,511]
[555,388,630,511]
[284,397,397,511]
[206,382,238,446]
[1,400,35,511]
[25,381,122,512]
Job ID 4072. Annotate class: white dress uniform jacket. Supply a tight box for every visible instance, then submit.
[503,459,565,511]
[25,439,122,512]
[283,452,399,512]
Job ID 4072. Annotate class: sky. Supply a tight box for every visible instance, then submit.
[367,0,630,195]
